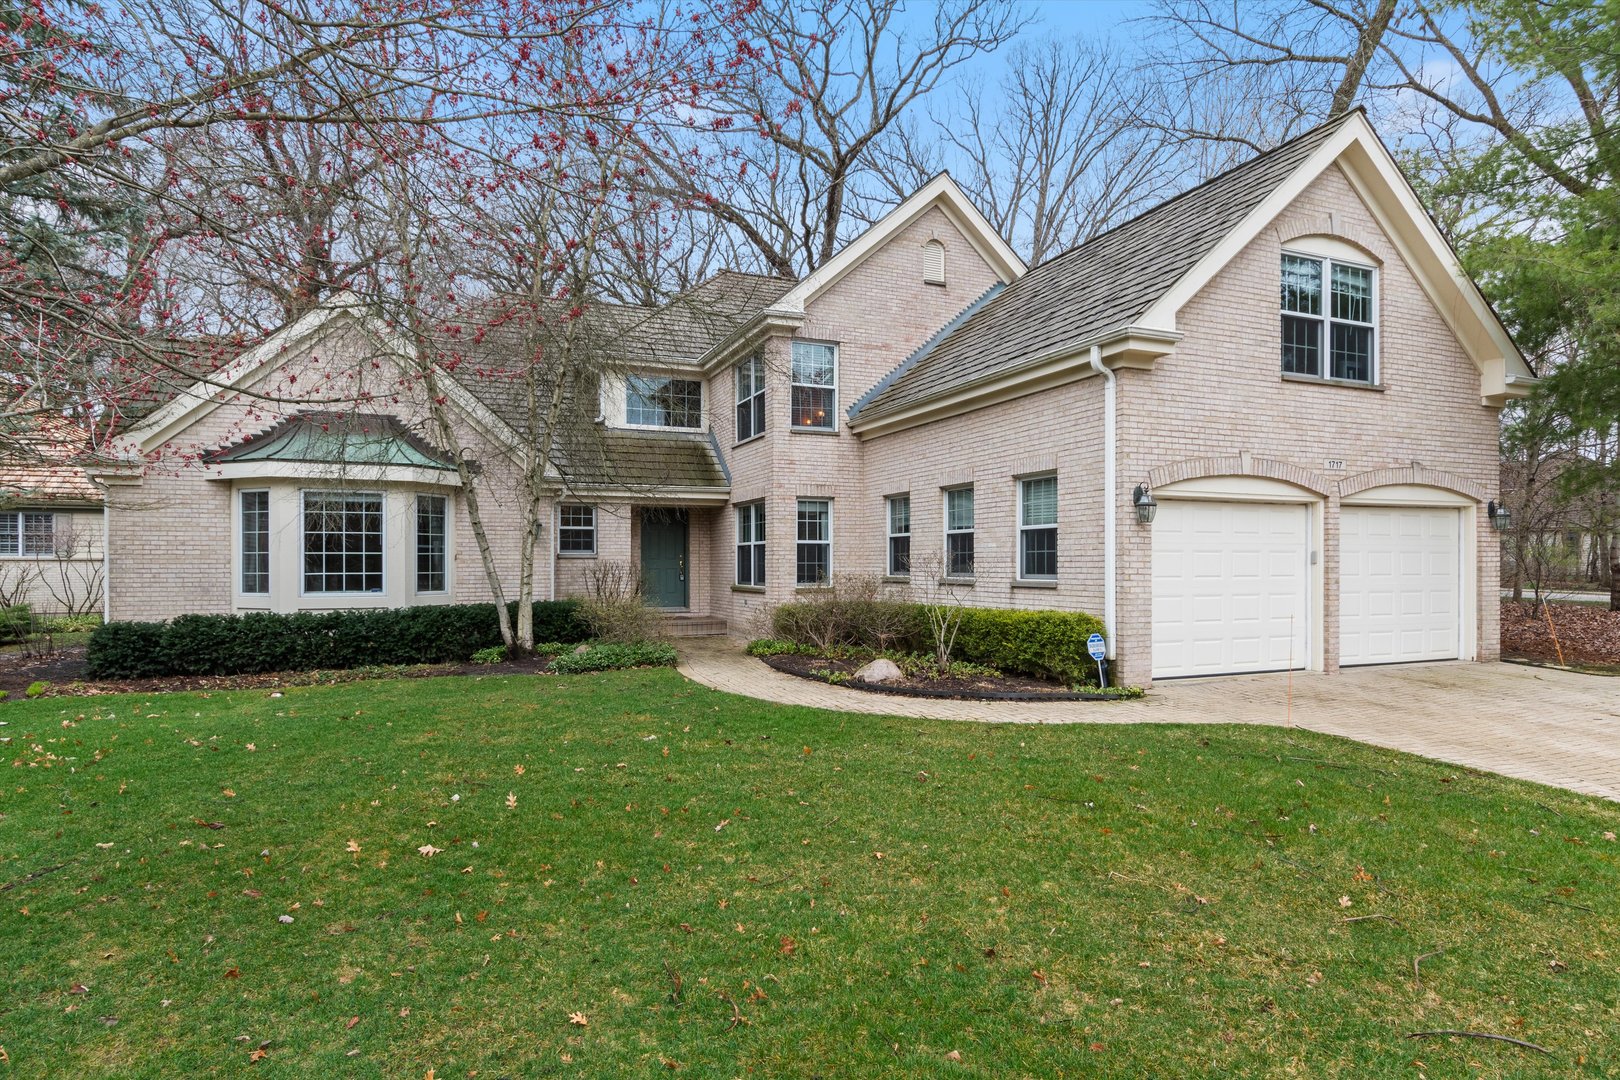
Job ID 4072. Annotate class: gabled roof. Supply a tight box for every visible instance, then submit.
[1,406,104,507]
[206,412,457,471]
[621,271,796,360]
[852,113,1357,423]
[852,109,1535,428]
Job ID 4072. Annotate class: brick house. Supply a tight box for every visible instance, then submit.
[1,408,105,616]
[90,110,1534,685]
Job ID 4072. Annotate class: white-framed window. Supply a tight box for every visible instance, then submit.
[0,511,54,557]
[558,504,596,555]
[796,499,831,585]
[1018,475,1057,580]
[887,495,911,576]
[239,491,269,594]
[302,491,384,594]
[735,352,766,443]
[790,341,837,431]
[944,486,974,577]
[1281,253,1376,383]
[416,494,448,592]
[736,502,766,586]
[626,374,703,428]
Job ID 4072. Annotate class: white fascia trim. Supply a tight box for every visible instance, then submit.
[208,461,462,487]
[128,298,367,455]
[848,326,1179,440]
[769,174,1025,317]
[696,310,805,375]
[1140,113,1533,395]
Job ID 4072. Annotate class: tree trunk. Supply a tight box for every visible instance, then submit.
[1329,0,1397,116]
[1609,532,1619,612]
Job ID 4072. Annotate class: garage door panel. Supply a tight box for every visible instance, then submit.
[1340,506,1460,666]
[1152,501,1311,678]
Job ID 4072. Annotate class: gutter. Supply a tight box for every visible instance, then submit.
[1085,345,1117,660]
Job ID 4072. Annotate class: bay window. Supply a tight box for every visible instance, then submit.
[303,491,384,594]
[735,352,766,442]
[417,494,447,592]
[240,491,269,594]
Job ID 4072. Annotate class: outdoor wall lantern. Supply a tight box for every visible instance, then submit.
[1487,499,1511,532]
[1133,483,1158,525]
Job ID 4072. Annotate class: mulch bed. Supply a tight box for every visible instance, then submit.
[762,653,1122,702]
[1501,600,1620,669]
[0,645,559,700]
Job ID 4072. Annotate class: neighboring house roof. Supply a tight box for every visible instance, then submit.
[0,406,104,507]
[207,412,458,471]
[853,113,1358,423]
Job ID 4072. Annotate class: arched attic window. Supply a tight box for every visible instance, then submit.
[922,239,946,286]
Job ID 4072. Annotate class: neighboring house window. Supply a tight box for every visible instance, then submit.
[302,491,383,594]
[796,499,831,585]
[626,374,703,428]
[887,495,911,576]
[240,492,269,594]
[790,341,836,430]
[1281,253,1375,383]
[945,486,974,577]
[0,511,55,556]
[922,238,946,285]
[735,352,766,442]
[417,494,448,592]
[736,502,766,586]
[1018,476,1058,580]
[558,504,597,555]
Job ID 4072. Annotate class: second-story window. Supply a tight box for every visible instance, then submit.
[626,375,703,428]
[1281,253,1376,384]
[790,341,836,430]
[735,352,765,442]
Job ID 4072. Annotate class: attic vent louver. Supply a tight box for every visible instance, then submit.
[922,239,946,285]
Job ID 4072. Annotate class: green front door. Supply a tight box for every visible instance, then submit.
[640,510,689,609]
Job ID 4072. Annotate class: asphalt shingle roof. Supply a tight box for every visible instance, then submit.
[852,112,1358,422]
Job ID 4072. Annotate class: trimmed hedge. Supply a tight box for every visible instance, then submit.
[85,601,588,679]
[770,601,1107,685]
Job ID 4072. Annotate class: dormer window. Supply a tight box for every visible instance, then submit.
[922,239,946,286]
[1281,252,1376,384]
[626,374,703,429]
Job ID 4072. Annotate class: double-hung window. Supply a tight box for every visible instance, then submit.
[1281,253,1375,383]
[944,487,974,577]
[796,499,830,585]
[302,491,383,594]
[0,511,54,557]
[417,494,448,592]
[239,492,269,594]
[626,374,703,428]
[735,352,766,442]
[886,496,911,576]
[736,502,766,586]
[790,341,836,430]
[558,505,596,555]
[1018,476,1057,580]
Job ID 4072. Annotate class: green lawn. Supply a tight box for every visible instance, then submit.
[2,670,1617,1078]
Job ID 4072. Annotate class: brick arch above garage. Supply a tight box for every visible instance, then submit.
[1336,465,1485,502]
[1148,454,1333,497]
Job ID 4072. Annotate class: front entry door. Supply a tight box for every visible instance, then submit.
[640,509,689,609]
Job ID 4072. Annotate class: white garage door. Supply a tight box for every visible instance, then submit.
[1152,501,1312,678]
[1339,506,1461,666]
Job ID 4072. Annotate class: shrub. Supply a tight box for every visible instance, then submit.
[85,601,589,679]
[770,575,918,652]
[44,613,102,634]
[25,680,48,698]
[768,600,1106,685]
[745,638,806,657]
[471,645,507,665]
[578,561,664,644]
[549,641,677,674]
[0,603,32,644]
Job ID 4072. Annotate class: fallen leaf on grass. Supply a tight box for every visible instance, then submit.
[68,983,90,995]
[224,968,240,979]
[1338,896,1353,908]
[506,792,518,810]
[345,839,361,854]
[513,765,525,776]
[417,845,443,858]
[568,1011,588,1026]
[945,1050,962,1062]
[248,1048,267,1062]
[193,819,225,830]
[345,1016,360,1029]
[222,789,235,798]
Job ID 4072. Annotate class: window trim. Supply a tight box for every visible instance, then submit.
[942,485,975,580]
[0,510,56,558]
[1280,249,1378,386]
[624,373,705,431]
[1016,474,1058,582]
[789,340,838,432]
[415,493,449,594]
[299,489,386,597]
[239,490,270,595]
[734,352,766,445]
[795,498,832,587]
[735,501,766,587]
[557,503,597,557]
[886,494,911,578]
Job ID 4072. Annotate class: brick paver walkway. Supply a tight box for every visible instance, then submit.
[677,640,1620,801]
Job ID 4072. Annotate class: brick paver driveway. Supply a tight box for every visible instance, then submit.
[679,641,1620,801]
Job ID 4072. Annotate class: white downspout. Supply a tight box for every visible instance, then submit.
[1086,346,1117,659]
[99,484,111,622]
